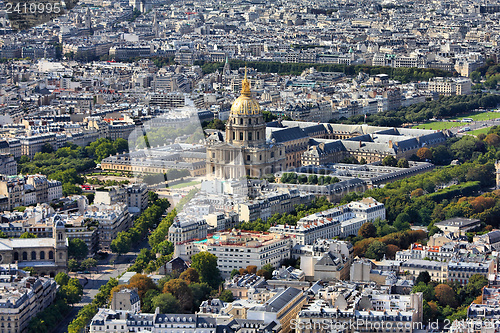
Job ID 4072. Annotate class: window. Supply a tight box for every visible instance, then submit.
[40,251,45,260]
[31,251,36,260]
[13,252,18,261]
[239,118,243,125]
[22,252,27,261]
[240,132,243,140]
[247,155,250,161]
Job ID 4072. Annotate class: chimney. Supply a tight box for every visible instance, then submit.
[359,140,362,148]
[388,140,393,149]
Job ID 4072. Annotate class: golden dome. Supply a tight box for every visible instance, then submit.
[230,67,261,116]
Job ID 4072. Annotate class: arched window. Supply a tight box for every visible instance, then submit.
[13,252,18,261]
[40,251,45,260]
[239,132,243,140]
[22,252,27,261]
[58,233,63,241]
[248,132,252,141]
[31,251,36,260]
[239,118,243,125]
[59,253,63,260]
[48,251,54,260]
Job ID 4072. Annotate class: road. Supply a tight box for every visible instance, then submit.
[53,240,149,333]
[447,118,500,136]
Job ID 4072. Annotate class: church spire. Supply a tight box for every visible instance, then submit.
[241,66,251,96]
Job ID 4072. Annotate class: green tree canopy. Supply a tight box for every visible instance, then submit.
[191,252,221,289]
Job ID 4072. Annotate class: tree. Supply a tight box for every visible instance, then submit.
[394,212,411,231]
[307,175,318,184]
[416,271,431,285]
[152,293,180,313]
[191,252,220,288]
[485,133,500,146]
[364,240,387,260]
[411,188,424,197]
[431,145,453,165]
[128,274,157,300]
[246,265,257,274]
[190,282,212,310]
[450,136,477,161]
[41,143,54,154]
[113,138,129,153]
[382,155,397,167]
[219,290,234,302]
[59,278,83,305]
[385,244,400,259]
[94,142,116,162]
[230,269,240,278]
[148,191,159,205]
[81,258,98,270]
[110,232,132,254]
[179,268,199,284]
[435,284,457,307]
[397,158,409,168]
[417,147,433,161]
[69,238,88,260]
[20,232,36,239]
[142,289,160,313]
[297,175,308,184]
[413,282,436,301]
[55,272,70,286]
[162,279,193,312]
[68,259,79,272]
[0,231,7,238]
[256,264,274,280]
[358,222,377,238]
[62,183,82,196]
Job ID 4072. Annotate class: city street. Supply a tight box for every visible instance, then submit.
[448,118,500,135]
[54,240,149,333]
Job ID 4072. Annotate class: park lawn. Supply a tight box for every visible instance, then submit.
[468,126,494,136]
[168,181,200,189]
[414,111,500,131]
[413,121,466,130]
[449,111,500,122]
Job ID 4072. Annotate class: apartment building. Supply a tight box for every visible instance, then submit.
[168,216,208,244]
[18,133,57,159]
[0,268,57,333]
[95,184,148,215]
[400,259,448,281]
[84,203,131,251]
[271,197,385,243]
[427,77,472,96]
[90,310,217,333]
[176,230,291,277]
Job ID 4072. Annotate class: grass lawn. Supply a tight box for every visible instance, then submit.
[168,181,200,189]
[468,126,494,136]
[413,111,500,130]
[413,121,466,130]
[449,111,500,122]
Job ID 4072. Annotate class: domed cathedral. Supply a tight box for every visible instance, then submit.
[206,69,285,179]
